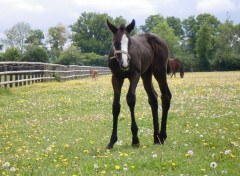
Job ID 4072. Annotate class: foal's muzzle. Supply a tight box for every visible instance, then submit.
[110,50,131,71]
[121,61,129,71]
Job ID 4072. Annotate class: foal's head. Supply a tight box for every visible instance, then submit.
[106,19,135,71]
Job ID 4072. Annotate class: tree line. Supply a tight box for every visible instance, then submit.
[0,12,240,71]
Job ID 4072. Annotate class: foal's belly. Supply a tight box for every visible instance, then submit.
[139,50,153,74]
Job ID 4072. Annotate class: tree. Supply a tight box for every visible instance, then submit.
[233,23,240,55]
[56,45,84,65]
[1,47,22,61]
[212,20,240,70]
[25,29,45,45]
[22,45,49,62]
[182,16,198,55]
[140,14,165,33]
[197,14,220,59]
[83,53,108,66]
[2,22,31,53]
[70,12,113,55]
[196,13,220,29]
[48,24,68,50]
[166,16,184,39]
[195,23,212,71]
[47,23,68,62]
[152,22,180,57]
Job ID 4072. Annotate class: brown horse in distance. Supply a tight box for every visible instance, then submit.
[89,69,98,81]
[106,19,171,149]
[169,58,184,78]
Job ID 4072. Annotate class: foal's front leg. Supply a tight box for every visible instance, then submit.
[106,75,124,149]
[127,74,140,147]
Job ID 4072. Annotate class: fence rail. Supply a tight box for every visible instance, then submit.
[0,62,111,88]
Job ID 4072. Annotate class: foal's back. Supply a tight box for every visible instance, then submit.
[130,33,169,74]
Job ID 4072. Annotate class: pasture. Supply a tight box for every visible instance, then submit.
[0,72,239,175]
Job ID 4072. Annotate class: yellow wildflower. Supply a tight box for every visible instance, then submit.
[101,170,106,174]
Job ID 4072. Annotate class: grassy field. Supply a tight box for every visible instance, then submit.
[0,72,239,175]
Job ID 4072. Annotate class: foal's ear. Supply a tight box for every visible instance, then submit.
[106,19,118,34]
[126,19,135,34]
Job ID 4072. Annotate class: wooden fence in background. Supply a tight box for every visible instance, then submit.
[0,62,111,88]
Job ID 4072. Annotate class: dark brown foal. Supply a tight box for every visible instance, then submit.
[106,19,171,149]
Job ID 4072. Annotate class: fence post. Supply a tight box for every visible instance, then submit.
[10,65,13,88]
[15,65,19,87]
[4,65,7,88]
[28,72,30,85]
[31,65,34,84]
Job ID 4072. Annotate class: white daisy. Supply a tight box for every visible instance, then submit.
[210,162,217,168]
[9,167,16,172]
[188,150,193,156]
[4,162,10,167]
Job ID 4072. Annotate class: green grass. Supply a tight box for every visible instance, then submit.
[0,72,239,175]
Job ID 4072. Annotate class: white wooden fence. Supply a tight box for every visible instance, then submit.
[0,62,111,88]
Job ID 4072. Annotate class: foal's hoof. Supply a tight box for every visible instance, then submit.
[154,139,165,145]
[154,134,167,145]
[131,143,140,148]
[106,143,114,149]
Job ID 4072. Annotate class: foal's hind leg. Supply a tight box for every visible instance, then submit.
[153,66,171,144]
[141,69,160,144]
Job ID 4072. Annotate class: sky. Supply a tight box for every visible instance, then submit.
[0,0,240,38]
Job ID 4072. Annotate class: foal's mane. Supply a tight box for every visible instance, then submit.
[119,23,125,31]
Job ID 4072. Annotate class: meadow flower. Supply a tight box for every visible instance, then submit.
[46,146,52,151]
[187,150,193,156]
[224,150,230,155]
[9,167,16,172]
[101,170,106,174]
[221,171,227,174]
[152,154,157,158]
[4,162,10,167]
[94,164,99,169]
[171,162,176,166]
[64,144,69,148]
[210,162,217,168]
[116,140,123,145]
[115,165,120,170]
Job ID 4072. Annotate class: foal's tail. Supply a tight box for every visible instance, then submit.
[167,59,171,75]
